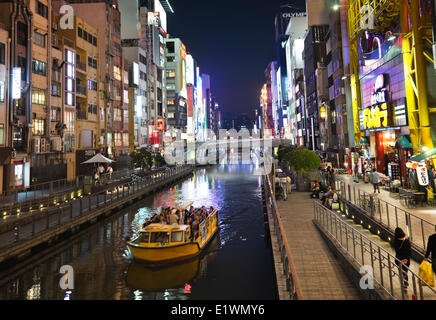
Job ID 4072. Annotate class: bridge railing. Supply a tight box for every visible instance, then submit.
[313,200,436,300]
[264,173,303,300]
[335,180,435,254]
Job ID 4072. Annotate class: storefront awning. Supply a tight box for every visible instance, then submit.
[395,135,412,149]
[410,148,436,162]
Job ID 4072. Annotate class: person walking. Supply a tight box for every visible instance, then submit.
[394,227,411,292]
[424,226,436,276]
[369,168,380,194]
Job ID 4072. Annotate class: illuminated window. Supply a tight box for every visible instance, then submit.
[114,108,122,122]
[32,89,46,105]
[64,111,75,134]
[167,99,175,105]
[32,119,45,135]
[166,70,175,78]
[123,110,129,123]
[0,124,4,146]
[65,49,75,106]
[113,66,121,81]
[0,81,4,102]
[50,107,60,121]
[114,132,122,146]
[123,133,129,146]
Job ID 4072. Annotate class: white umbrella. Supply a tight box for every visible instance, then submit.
[81,153,114,164]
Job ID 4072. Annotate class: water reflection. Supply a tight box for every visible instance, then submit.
[126,235,220,295]
[0,165,277,300]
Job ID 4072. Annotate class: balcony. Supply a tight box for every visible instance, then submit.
[76,84,86,96]
[77,109,87,120]
[77,61,87,73]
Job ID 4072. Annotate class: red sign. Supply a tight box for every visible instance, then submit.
[157,118,166,131]
[187,86,194,117]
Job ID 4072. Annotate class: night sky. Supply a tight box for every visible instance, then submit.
[167,0,306,121]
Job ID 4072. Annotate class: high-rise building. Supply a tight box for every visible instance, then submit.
[119,0,149,151]
[284,12,308,146]
[164,37,187,131]
[0,23,10,194]
[65,0,122,160]
[0,0,70,190]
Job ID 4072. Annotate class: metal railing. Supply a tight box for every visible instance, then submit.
[0,178,79,203]
[264,173,303,300]
[0,168,162,218]
[313,201,436,300]
[0,165,193,254]
[336,180,436,253]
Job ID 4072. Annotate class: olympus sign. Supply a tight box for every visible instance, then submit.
[282,12,307,19]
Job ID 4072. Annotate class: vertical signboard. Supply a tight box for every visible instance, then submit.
[12,67,21,99]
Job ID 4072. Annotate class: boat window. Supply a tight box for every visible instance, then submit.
[139,232,149,243]
[185,230,190,242]
[171,231,183,243]
[150,232,170,243]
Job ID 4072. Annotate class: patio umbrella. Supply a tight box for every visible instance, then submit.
[81,153,114,164]
[410,148,436,162]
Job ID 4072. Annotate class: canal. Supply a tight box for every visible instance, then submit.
[0,164,278,300]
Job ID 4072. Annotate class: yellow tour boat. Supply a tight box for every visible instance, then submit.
[127,206,219,265]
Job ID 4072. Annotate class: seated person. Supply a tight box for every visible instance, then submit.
[311,181,321,199]
[321,186,332,204]
[325,189,338,209]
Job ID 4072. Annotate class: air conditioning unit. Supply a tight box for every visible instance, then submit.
[32,138,41,153]
[40,138,46,153]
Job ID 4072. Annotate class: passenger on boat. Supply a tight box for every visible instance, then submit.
[142,218,152,228]
[168,209,178,225]
[192,216,200,239]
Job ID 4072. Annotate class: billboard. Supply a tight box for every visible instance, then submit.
[186,54,195,85]
[155,0,167,34]
[12,67,21,99]
[133,62,139,85]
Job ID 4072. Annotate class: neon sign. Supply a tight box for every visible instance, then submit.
[361,103,389,129]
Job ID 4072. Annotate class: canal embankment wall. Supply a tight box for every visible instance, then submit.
[0,166,194,266]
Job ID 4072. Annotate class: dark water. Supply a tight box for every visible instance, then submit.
[0,165,278,300]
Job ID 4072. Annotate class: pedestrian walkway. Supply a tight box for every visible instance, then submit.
[276,192,361,300]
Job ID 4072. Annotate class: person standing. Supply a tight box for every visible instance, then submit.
[370,168,380,194]
[394,228,411,292]
[107,165,113,179]
[286,176,291,195]
[424,226,436,276]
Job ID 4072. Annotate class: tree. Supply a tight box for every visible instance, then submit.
[286,147,321,174]
[277,145,295,163]
[152,152,166,168]
[130,148,153,171]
